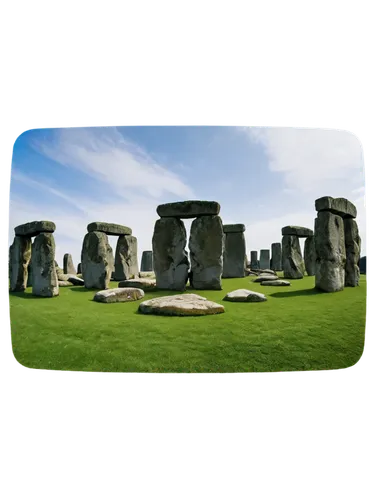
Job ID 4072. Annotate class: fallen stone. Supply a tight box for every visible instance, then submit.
[114,235,139,280]
[259,269,277,275]
[223,289,267,302]
[304,236,316,276]
[157,200,220,218]
[67,276,85,286]
[58,280,72,287]
[138,293,225,316]
[94,287,145,303]
[63,253,76,275]
[81,231,112,289]
[139,271,156,279]
[14,220,56,237]
[282,226,314,237]
[87,222,132,236]
[223,224,246,233]
[261,280,291,286]
[315,196,357,219]
[31,233,59,297]
[119,278,156,290]
[282,235,305,279]
[252,275,279,282]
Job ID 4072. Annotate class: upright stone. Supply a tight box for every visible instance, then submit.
[9,236,32,292]
[222,224,246,278]
[31,233,59,297]
[344,218,360,287]
[77,263,82,274]
[81,231,112,289]
[27,262,33,287]
[114,235,139,280]
[304,236,316,276]
[189,215,224,290]
[63,253,76,274]
[271,243,282,271]
[359,256,366,274]
[259,249,270,270]
[152,217,189,290]
[314,211,346,292]
[282,236,305,279]
[250,251,258,269]
[140,250,153,272]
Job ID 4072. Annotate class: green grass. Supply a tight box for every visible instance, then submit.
[9,274,366,372]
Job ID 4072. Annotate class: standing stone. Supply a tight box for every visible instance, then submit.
[152,217,189,290]
[81,231,112,289]
[271,243,282,271]
[359,256,366,274]
[314,211,346,292]
[282,236,305,279]
[9,236,32,292]
[189,215,224,290]
[140,250,153,272]
[114,235,139,280]
[63,253,76,275]
[27,262,33,287]
[77,263,82,274]
[259,249,270,270]
[31,233,59,297]
[107,242,115,275]
[304,236,316,276]
[344,218,361,287]
[222,227,246,278]
[250,251,258,269]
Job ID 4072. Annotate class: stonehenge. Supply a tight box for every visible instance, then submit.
[140,251,153,272]
[271,243,282,271]
[31,233,59,297]
[281,226,312,279]
[63,253,76,275]
[114,235,139,280]
[259,249,270,270]
[250,251,259,269]
[304,236,316,276]
[9,236,32,291]
[152,200,224,290]
[222,223,246,278]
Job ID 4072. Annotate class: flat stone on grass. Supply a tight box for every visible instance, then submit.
[252,275,280,283]
[94,287,145,303]
[138,293,225,316]
[261,280,291,286]
[119,278,156,290]
[224,289,267,302]
[67,276,85,286]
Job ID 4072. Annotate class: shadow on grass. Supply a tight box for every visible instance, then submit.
[9,291,59,299]
[68,287,95,293]
[270,288,325,298]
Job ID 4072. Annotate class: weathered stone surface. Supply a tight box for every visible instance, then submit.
[27,263,33,287]
[94,287,145,303]
[139,271,156,279]
[63,253,76,274]
[223,224,246,233]
[119,278,156,290]
[152,217,189,290]
[304,236,316,276]
[259,249,270,270]
[15,220,56,237]
[9,236,32,292]
[81,231,112,289]
[282,235,305,279]
[140,250,153,272]
[113,235,138,280]
[223,289,267,302]
[271,243,282,271]
[157,200,220,219]
[58,280,72,287]
[138,293,225,316]
[77,263,82,274]
[259,269,277,275]
[261,280,291,286]
[31,233,59,297]
[359,256,366,274]
[189,215,224,290]
[314,211,346,292]
[282,226,314,237]
[315,196,357,219]
[252,275,279,283]
[87,222,132,236]
[67,275,84,286]
[222,231,246,278]
[250,251,259,269]
[344,218,360,287]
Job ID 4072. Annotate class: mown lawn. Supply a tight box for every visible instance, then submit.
[9,274,366,372]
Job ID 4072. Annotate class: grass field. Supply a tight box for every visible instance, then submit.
[9,274,366,373]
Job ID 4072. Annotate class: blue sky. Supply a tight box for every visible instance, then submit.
[9,126,366,267]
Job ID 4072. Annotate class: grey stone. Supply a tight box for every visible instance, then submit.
[344,218,360,287]
[113,235,139,280]
[261,280,291,286]
[315,211,346,292]
[250,251,258,269]
[87,222,132,236]
[31,233,59,297]
[252,275,279,283]
[271,243,282,271]
[138,293,225,316]
[157,200,220,219]
[9,236,31,292]
[259,269,277,275]
[304,236,316,276]
[282,226,314,237]
[139,271,156,279]
[119,278,156,290]
[58,280,72,287]
[140,250,153,272]
[223,224,246,233]
[359,256,366,274]
[94,287,145,303]
[14,220,55,237]
[152,217,189,290]
[315,196,357,219]
[259,249,270,270]
[223,289,267,302]
[189,215,224,290]
[27,263,33,287]
[67,276,84,286]
[63,253,76,274]
[282,235,305,279]
[77,263,82,274]
[81,231,112,289]
[222,231,246,278]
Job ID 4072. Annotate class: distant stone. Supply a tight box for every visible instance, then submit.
[67,275,84,286]
[77,263,82,274]
[282,235,305,279]
[259,269,277,275]
[138,293,225,316]
[31,233,59,297]
[157,200,220,218]
[94,287,145,303]
[261,280,291,286]
[58,280,72,287]
[359,256,366,274]
[87,222,132,236]
[223,289,267,302]
[140,250,153,272]
[139,271,156,279]
[222,231,246,278]
[15,220,56,237]
[259,249,270,269]
[63,253,76,275]
[282,226,314,237]
[223,224,246,233]
[271,243,282,271]
[119,278,156,290]
[252,275,279,283]
[315,196,357,219]
[114,235,139,280]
